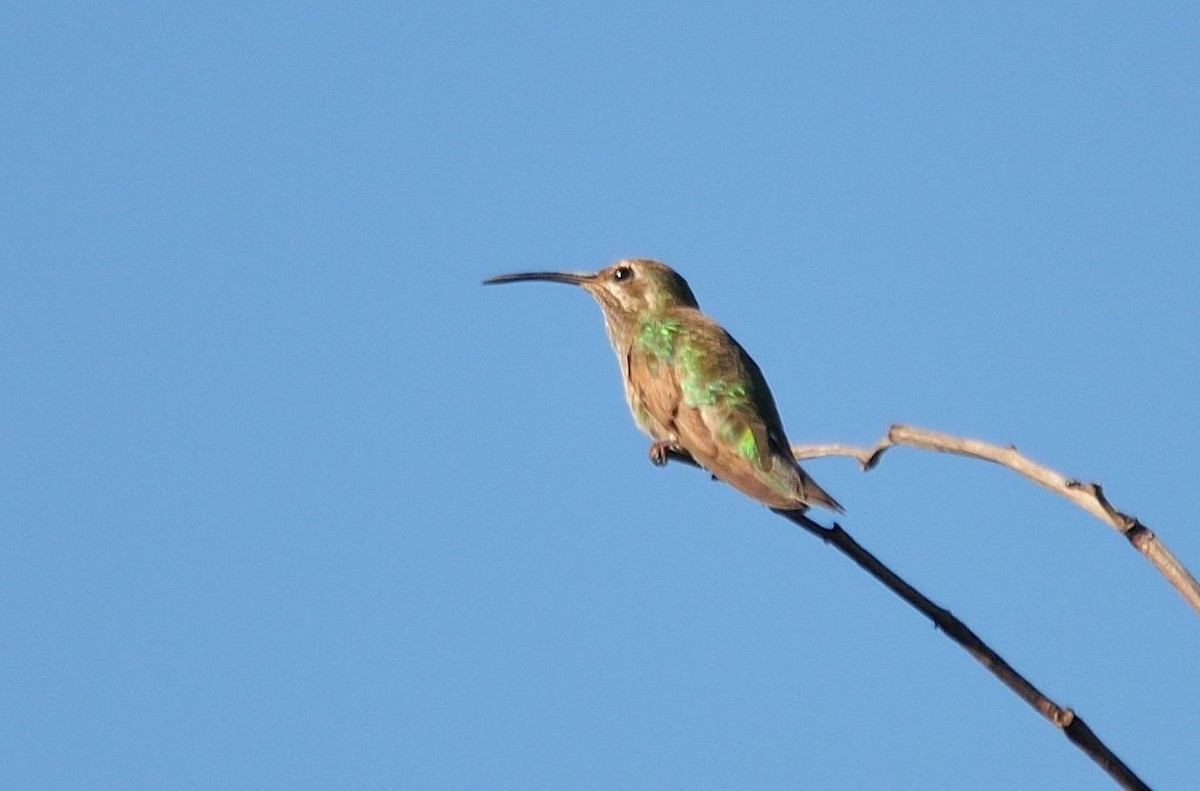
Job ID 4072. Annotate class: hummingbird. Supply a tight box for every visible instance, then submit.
[483,258,843,514]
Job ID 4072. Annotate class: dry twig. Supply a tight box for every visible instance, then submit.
[790,424,1200,616]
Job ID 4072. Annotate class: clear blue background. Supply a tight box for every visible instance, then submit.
[5,3,1199,789]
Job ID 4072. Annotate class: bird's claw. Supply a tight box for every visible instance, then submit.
[648,441,675,467]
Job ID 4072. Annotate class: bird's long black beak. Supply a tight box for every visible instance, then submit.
[482,271,590,287]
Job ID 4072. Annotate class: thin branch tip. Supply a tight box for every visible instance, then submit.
[770,508,1149,789]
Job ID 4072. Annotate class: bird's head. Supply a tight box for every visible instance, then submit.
[483,258,699,322]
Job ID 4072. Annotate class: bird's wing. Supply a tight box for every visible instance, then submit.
[731,337,795,466]
[659,313,778,471]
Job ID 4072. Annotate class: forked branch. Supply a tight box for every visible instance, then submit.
[660,444,1152,787]
[790,424,1200,616]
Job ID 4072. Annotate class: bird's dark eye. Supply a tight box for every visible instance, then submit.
[613,265,633,281]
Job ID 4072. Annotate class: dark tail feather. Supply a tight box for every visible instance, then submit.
[800,471,844,514]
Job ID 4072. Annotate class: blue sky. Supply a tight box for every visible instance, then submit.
[5,3,1199,788]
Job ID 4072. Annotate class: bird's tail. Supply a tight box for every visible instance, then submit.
[798,469,844,514]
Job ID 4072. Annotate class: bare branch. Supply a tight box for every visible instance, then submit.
[775,509,1151,791]
[792,424,1200,616]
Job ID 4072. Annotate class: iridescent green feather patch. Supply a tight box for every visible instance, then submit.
[737,426,758,461]
[636,318,682,359]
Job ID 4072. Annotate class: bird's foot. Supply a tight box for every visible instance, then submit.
[648,440,677,467]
